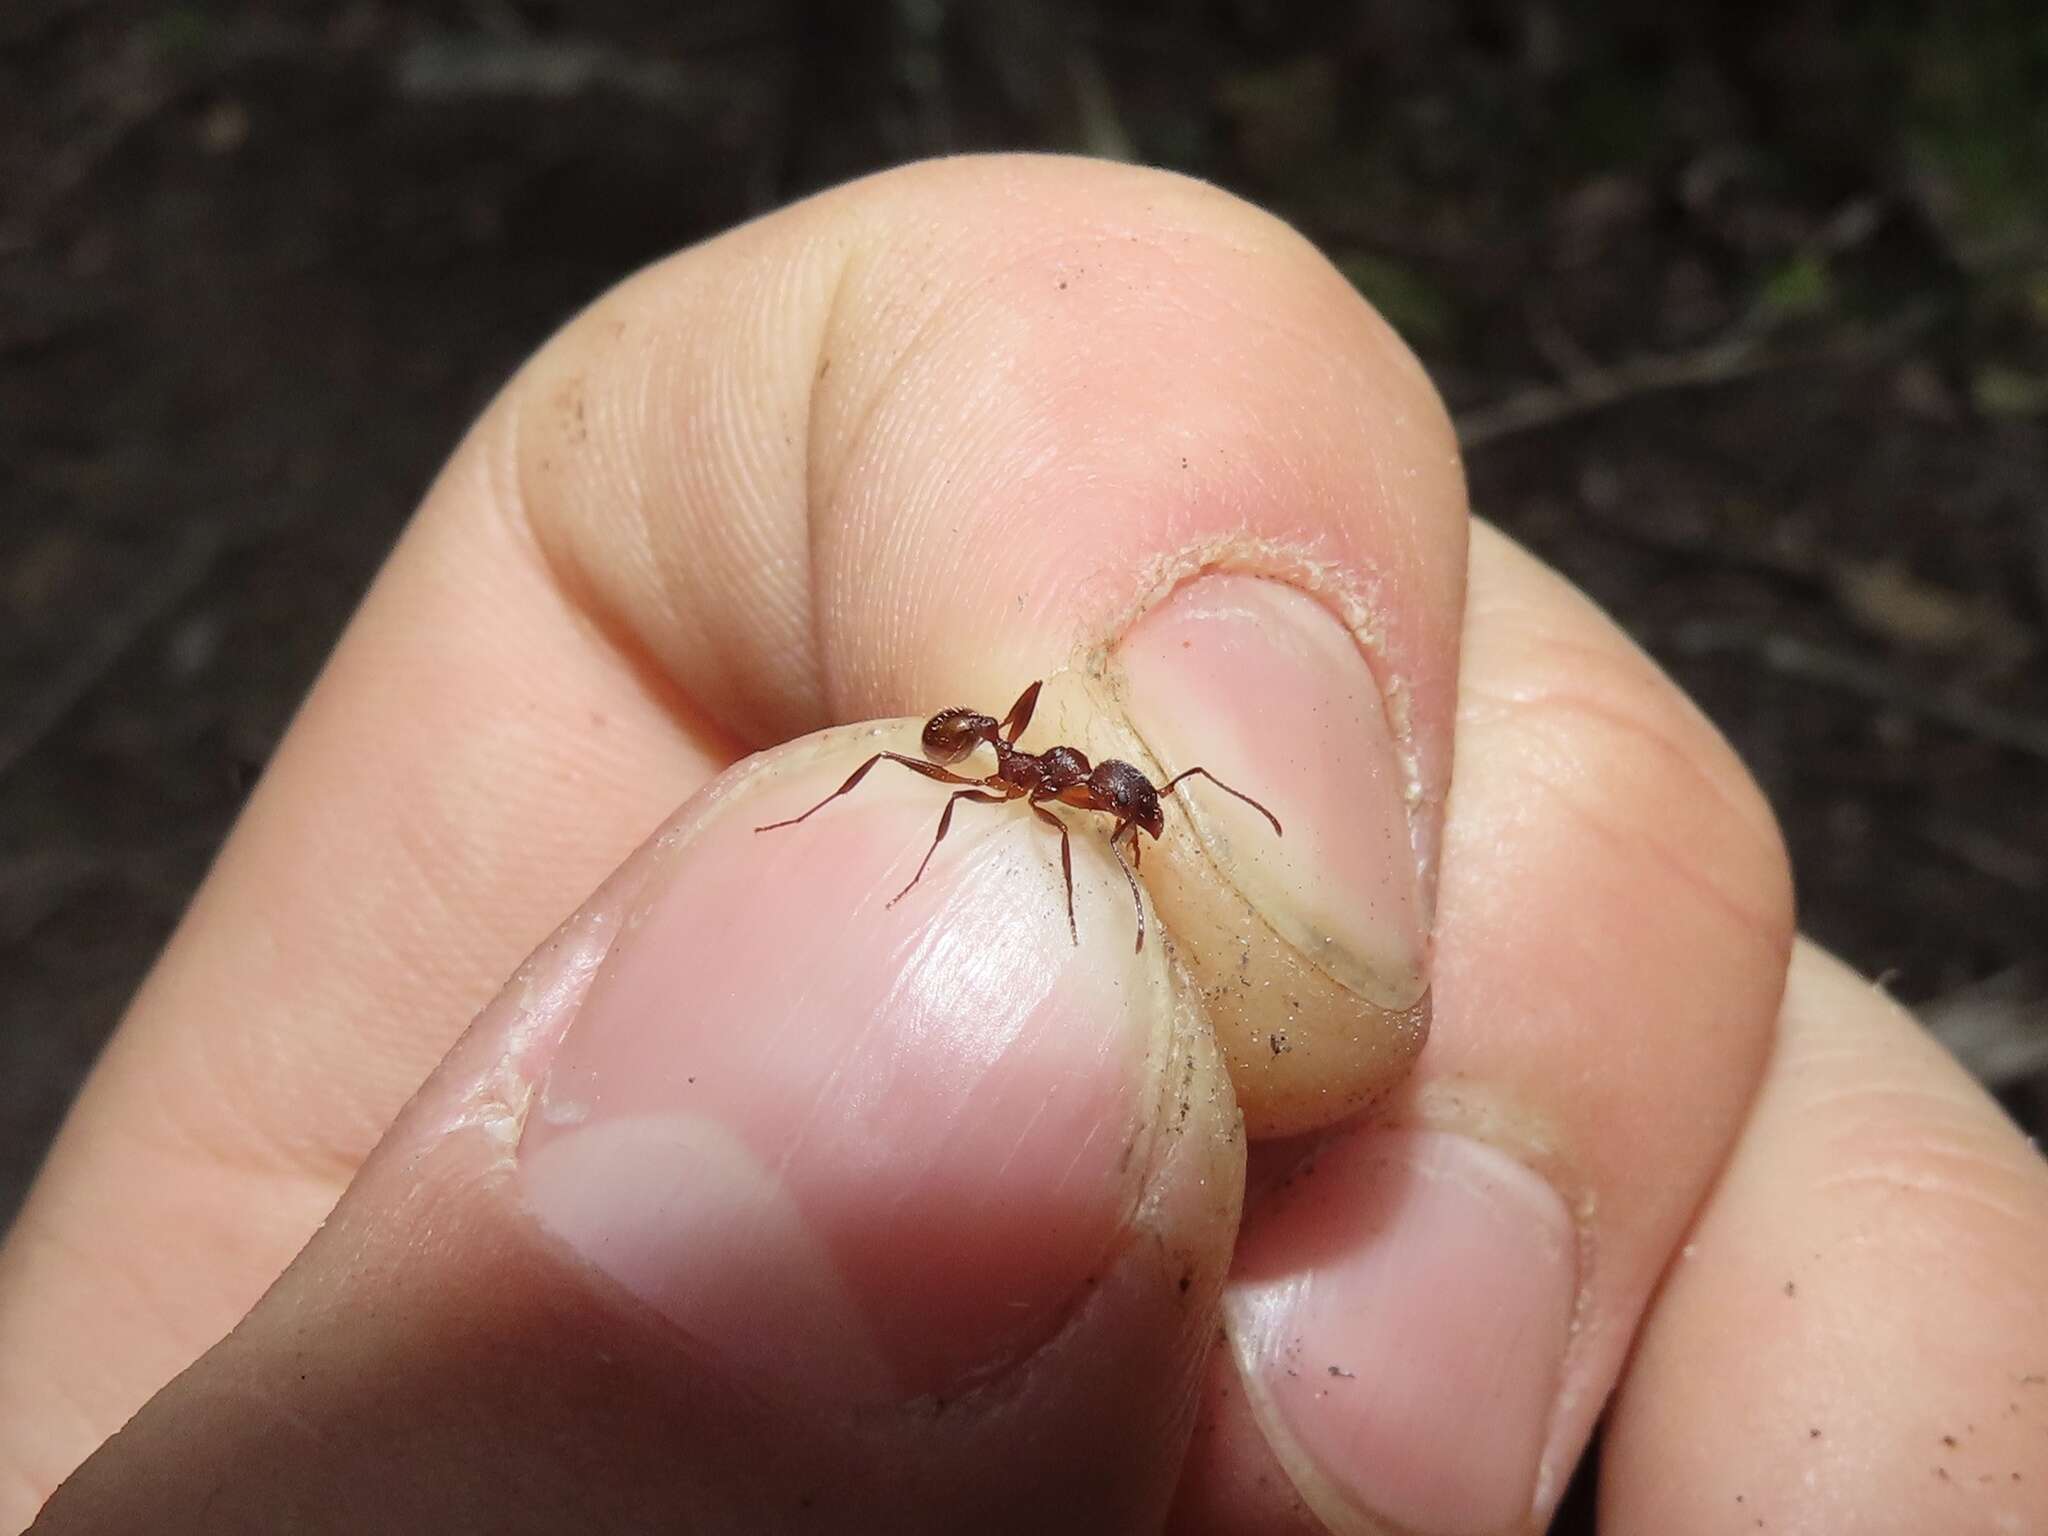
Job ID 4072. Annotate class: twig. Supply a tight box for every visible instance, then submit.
[1525,299,1608,384]
[1067,46,1135,162]
[0,523,225,785]
[1455,335,1775,449]
[1668,622,2048,762]
[1918,817,2048,892]
[1455,304,1942,451]
[394,37,693,109]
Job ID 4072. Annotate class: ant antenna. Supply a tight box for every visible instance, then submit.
[1158,767,1284,836]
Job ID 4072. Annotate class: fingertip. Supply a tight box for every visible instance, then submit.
[521,724,1184,1400]
[39,726,1249,1532]
[1601,941,2048,1532]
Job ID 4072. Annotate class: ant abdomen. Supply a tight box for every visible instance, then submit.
[921,707,995,764]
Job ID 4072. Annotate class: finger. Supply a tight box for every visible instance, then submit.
[511,154,1468,1131]
[2,154,1470,1508]
[1599,940,2048,1531]
[34,728,1242,1534]
[1171,521,1797,1533]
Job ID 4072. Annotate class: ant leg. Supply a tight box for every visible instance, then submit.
[1157,767,1284,836]
[889,788,1013,907]
[1113,822,1146,952]
[998,680,1043,745]
[1107,819,1146,953]
[1028,802,1078,945]
[755,753,988,832]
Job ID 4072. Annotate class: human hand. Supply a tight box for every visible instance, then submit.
[10,157,2046,1535]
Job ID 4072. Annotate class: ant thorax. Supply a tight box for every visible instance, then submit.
[989,740,1046,793]
[1036,745,1090,791]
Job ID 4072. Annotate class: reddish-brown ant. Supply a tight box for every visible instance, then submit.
[755,681,1282,951]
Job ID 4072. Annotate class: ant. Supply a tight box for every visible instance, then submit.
[755,681,1281,951]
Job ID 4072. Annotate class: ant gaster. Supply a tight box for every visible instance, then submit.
[755,681,1281,951]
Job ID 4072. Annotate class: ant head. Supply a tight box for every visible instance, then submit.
[921,707,996,764]
[1134,793,1166,840]
[1093,760,1165,839]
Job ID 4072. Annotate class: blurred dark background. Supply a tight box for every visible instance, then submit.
[4,0,2046,1249]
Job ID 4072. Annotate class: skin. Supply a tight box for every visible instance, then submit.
[5,156,2046,1534]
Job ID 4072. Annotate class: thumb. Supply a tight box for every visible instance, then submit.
[33,716,1242,1534]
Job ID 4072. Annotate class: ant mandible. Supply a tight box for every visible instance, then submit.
[754,680,1282,951]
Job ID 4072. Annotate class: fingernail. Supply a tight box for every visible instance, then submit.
[1230,1130,1576,1536]
[1118,574,1425,1008]
[516,767,1160,1403]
